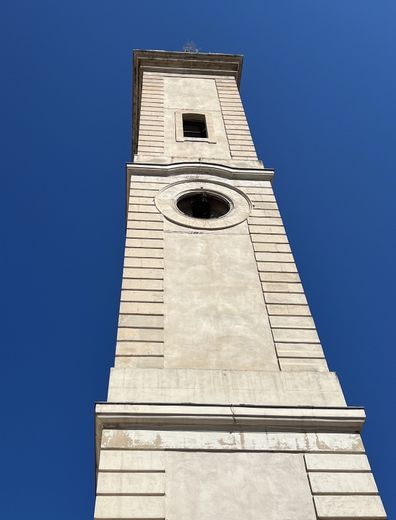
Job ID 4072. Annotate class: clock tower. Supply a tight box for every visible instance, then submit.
[93,50,386,520]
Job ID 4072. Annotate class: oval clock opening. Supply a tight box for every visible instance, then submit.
[177,192,231,219]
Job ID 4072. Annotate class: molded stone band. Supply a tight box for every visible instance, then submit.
[95,403,366,433]
[127,161,274,181]
[94,403,366,469]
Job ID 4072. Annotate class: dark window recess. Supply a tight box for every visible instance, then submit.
[182,114,207,138]
[177,192,230,219]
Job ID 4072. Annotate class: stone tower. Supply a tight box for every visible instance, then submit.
[93,50,386,520]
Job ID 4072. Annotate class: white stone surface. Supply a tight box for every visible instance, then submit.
[314,495,386,518]
[163,232,278,370]
[279,357,328,372]
[116,342,164,356]
[264,292,308,304]
[97,471,165,495]
[121,278,163,291]
[268,304,311,316]
[118,314,163,328]
[120,290,164,302]
[305,453,371,472]
[163,76,232,161]
[269,315,315,329]
[115,356,164,368]
[94,495,164,519]
[108,367,346,406]
[119,302,163,315]
[309,471,378,494]
[272,328,320,343]
[101,429,363,453]
[276,342,324,358]
[116,328,163,342]
[165,452,316,520]
[99,450,165,471]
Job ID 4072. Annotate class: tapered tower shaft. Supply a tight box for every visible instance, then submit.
[93,50,386,520]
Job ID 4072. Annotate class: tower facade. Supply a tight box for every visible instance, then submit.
[93,50,386,519]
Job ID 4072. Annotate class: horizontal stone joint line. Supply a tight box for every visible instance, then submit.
[307,469,372,473]
[117,326,164,330]
[119,313,164,317]
[98,469,166,473]
[116,355,165,358]
[96,492,165,497]
[310,491,379,496]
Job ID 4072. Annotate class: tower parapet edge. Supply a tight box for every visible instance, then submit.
[93,49,387,520]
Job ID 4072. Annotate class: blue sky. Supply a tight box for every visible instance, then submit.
[1,0,395,517]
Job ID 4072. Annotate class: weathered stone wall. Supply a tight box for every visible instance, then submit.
[94,411,385,520]
[116,174,328,374]
[135,72,259,168]
[94,50,387,520]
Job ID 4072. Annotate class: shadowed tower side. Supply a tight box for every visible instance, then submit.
[93,50,387,520]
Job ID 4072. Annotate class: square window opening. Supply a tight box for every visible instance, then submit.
[182,114,208,139]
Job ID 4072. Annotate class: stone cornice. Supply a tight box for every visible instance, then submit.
[95,402,366,478]
[95,403,366,465]
[125,162,274,212]
[95,402,365,433]
[127,161,273,180]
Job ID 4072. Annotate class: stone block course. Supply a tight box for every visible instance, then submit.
[251,234,288,243]
[261,281,304,293]
[139,134,164,142]
[279,357,328,372]
[124,257,164,268]
[121,290,164,302]
[253,242,291,253]
[107,368,346,407]
[256,252,294,263]
[128,212,163,222]
[129,204,160,213]
[124,247,164,258]
[94,495,165,519]
[116,328,164,342]
[260,271,300,282]
[251,201,278,209]
[272,328,320,343]
[248,194,276,202]
[251,226,286,236]
[122,278,163,291]
[96,471,165,495]
[123,267,164,279]
[115,356,164,368]
[128,196,158,205]
[124,238,163,249]
[308,471,378,495]
[98,450,165,471]
[116,342,164,356]
[249,216,283,225]
[258,262,298,272]
[126,229,163,239]
[101,428,359,452]
[314,495,386,519]
[267,304,311,316]
[304,454,371,472]
[264,292,308,304]
[118,314,163,329]
[276,343,324,358]
[119,302,164,315]
[130,182,165,191]
[269,315,315,329]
